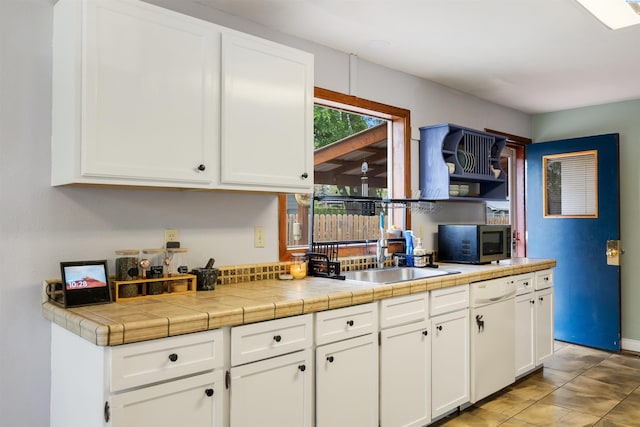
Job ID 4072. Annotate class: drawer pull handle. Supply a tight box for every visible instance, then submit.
[436,325,443,331]
[346,320,354,327]
[273,335,282,343]
[326,356,334,363]
[197,164,206,172]
[422,330,428,336]
[168,353,178,362]
[204,388,214,397]
[298,364,306,372]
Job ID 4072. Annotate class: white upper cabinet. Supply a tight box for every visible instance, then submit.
[52,0,314,193]
[220,32,314,192]
[52,0,219,187]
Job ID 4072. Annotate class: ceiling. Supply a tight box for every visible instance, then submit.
[194,0,640,114]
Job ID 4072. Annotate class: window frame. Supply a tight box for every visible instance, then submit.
[542,150,598,218]
[279,87,411,260]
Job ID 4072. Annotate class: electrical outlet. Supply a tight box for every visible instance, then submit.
[165,229,179,243]
[254,226,265,248]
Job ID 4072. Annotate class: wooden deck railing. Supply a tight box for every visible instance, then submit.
[285,213,380,246]
[286,213,510,245]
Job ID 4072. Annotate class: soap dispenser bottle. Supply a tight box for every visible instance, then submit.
[413,237,427,267]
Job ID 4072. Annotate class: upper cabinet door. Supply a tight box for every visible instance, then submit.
[220,32,314,192]
[52,0,220,187]
[83,0,219,184]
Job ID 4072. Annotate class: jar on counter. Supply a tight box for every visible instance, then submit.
[141,249,165,279]
[115,249,140,298]
[290,253,307,280]
[166,248,189,293]
[166,248,189,276]
[142,248,166,294]
[115,249,139,281]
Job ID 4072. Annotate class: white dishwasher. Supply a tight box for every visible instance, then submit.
[469,277,516,403]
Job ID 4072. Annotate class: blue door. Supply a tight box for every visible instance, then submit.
[526,134,620,351]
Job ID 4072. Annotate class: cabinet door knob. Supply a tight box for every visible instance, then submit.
[204,388,214,397]
[197,164,206,172]
[326,356,334,363]
[539,297,544,302]
[436,325,443,331]
[346,320,354,327]
[273,335,282,343]
[298,364,306,372]
[422,330,429,336]
[530,299,535,305]
[301,172,309,179]
[168,353,178,362]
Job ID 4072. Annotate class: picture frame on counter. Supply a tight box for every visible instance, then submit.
[60,260,112,308]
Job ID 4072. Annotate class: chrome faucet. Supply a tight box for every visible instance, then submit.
[376,211,388,268]
[377,236,388,268]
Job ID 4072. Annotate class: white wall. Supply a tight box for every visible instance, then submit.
[0,0,531,425]
[533,100,640,348]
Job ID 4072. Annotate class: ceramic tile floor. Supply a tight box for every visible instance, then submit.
[432,341,640,426]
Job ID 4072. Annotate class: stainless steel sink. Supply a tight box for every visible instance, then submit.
[343,267,459,284]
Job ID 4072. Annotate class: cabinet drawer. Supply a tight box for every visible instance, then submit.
[110,329,223,392]
[514,273,534,295]
[110,370,223,427]
[315,303,377,345]
[231,314,313,366]
[535,269,554,290]
[379,293,429,329]
[430,284,469,317]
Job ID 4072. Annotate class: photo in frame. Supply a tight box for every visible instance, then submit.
[60,260,112,307]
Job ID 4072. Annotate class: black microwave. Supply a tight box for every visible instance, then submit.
[437,224,511,264]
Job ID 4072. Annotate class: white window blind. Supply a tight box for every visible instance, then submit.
[544,151,597,217]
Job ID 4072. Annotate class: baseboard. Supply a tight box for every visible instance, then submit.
[621,338,640,353]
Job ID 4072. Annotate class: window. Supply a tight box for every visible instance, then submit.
[543,150,598,217]
[279,88,410,260]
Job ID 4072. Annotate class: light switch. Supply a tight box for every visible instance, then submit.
[254,226,265,248]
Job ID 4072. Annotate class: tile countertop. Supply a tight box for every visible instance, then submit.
[42,257,555,347]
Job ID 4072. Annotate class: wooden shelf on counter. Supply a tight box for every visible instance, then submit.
[113,274,197,302]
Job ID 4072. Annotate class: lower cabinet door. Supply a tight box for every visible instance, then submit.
[229,349,313,427]
[515,293,536,377]
[431,309,470,419]
[535,287,555,365]
[110,370,223,427]
[380,321,431,427]
[316,334,378,427]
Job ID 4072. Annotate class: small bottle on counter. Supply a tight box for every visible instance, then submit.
[413,237,427,267]
[290,253,307,279]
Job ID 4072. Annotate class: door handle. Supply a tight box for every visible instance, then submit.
[606,240,622,266]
